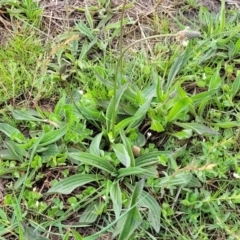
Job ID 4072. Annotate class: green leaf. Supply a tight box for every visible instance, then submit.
[115,98,152,135]
[198,98,209,116]
[95,72,114,89]
[197,48,216,64]
[191,88,219,104]
[209,66,221,90]
[106,19,129,30]
[79,104,105,122]
[106,83,128,134]
[48,174,101,194]
[120,130,135,167]
[82,180,147,240]
[79,38,98,60]
[112,143,131,167]
[12,109,44,122]
[156,172,193,188]
[14,174,27,190]
[69,152,116,174]
[85,5,93,29]
[114,115,142,135]
[76,22,94,40]
[135,151,171,167]
[39,125,68,146]
[231,74,240,98]
[234,38,240,55]
[134,132,146,147]
[4,141,27,162]
[166,97,192,122]
[89,133,103,156]
[0,208,8,221]
[150,119,164,132]
[0,123,25,143]
[126,184,161,233]
[165,46,190,90]
[117,167,151,178]
[219,0,225,31]
[142,84,157,100]
[211,121,240,128]
[71,230,83,240]
[117,180,144,240]
[110,181,122,219]
[169,129,193,140]
[80,201,99,224]
[174,122,219,135]
[0,149,17,160]
[22,223,49,240]
[139,191,161,233]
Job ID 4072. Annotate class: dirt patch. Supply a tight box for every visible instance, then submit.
[0,179,5,203]
[40,0,90,36]
[199,0,239,11]
[0,0,238,44]
[198,0,221,12]
[39,0,179,40]
[0,9,12,44]
[39,0,239,46]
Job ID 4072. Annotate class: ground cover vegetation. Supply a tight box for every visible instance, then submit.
[0,0,240,239]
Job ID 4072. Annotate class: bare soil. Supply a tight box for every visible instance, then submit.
[1,0,234,46]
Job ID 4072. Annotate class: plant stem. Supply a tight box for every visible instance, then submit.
[112,0,127,137]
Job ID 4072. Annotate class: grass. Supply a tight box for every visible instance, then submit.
[1,0,240,239]
[0,31,47,105]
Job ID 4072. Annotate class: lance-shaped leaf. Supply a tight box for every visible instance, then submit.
[135,151,172,167]
[0,123,25,143]
[174,122,219,135]
[69,152,116,174]
[39,125,68,146]
[48,174,102,194]
[110,181,122,219]
[112,143,131,168]
[117,180,144,240]
[106,83,128,134]
[166,97,192,122]
[126,183,161,233]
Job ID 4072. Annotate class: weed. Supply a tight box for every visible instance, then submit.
[0,32,45,105]
[1,1,240,240]
[6,0,42,27]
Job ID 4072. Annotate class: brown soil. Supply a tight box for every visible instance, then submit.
[0,0,232,46]
[199,0,221,12]
[38,0,223,38]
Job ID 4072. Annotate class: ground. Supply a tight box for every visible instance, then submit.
[0,0,240,240]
